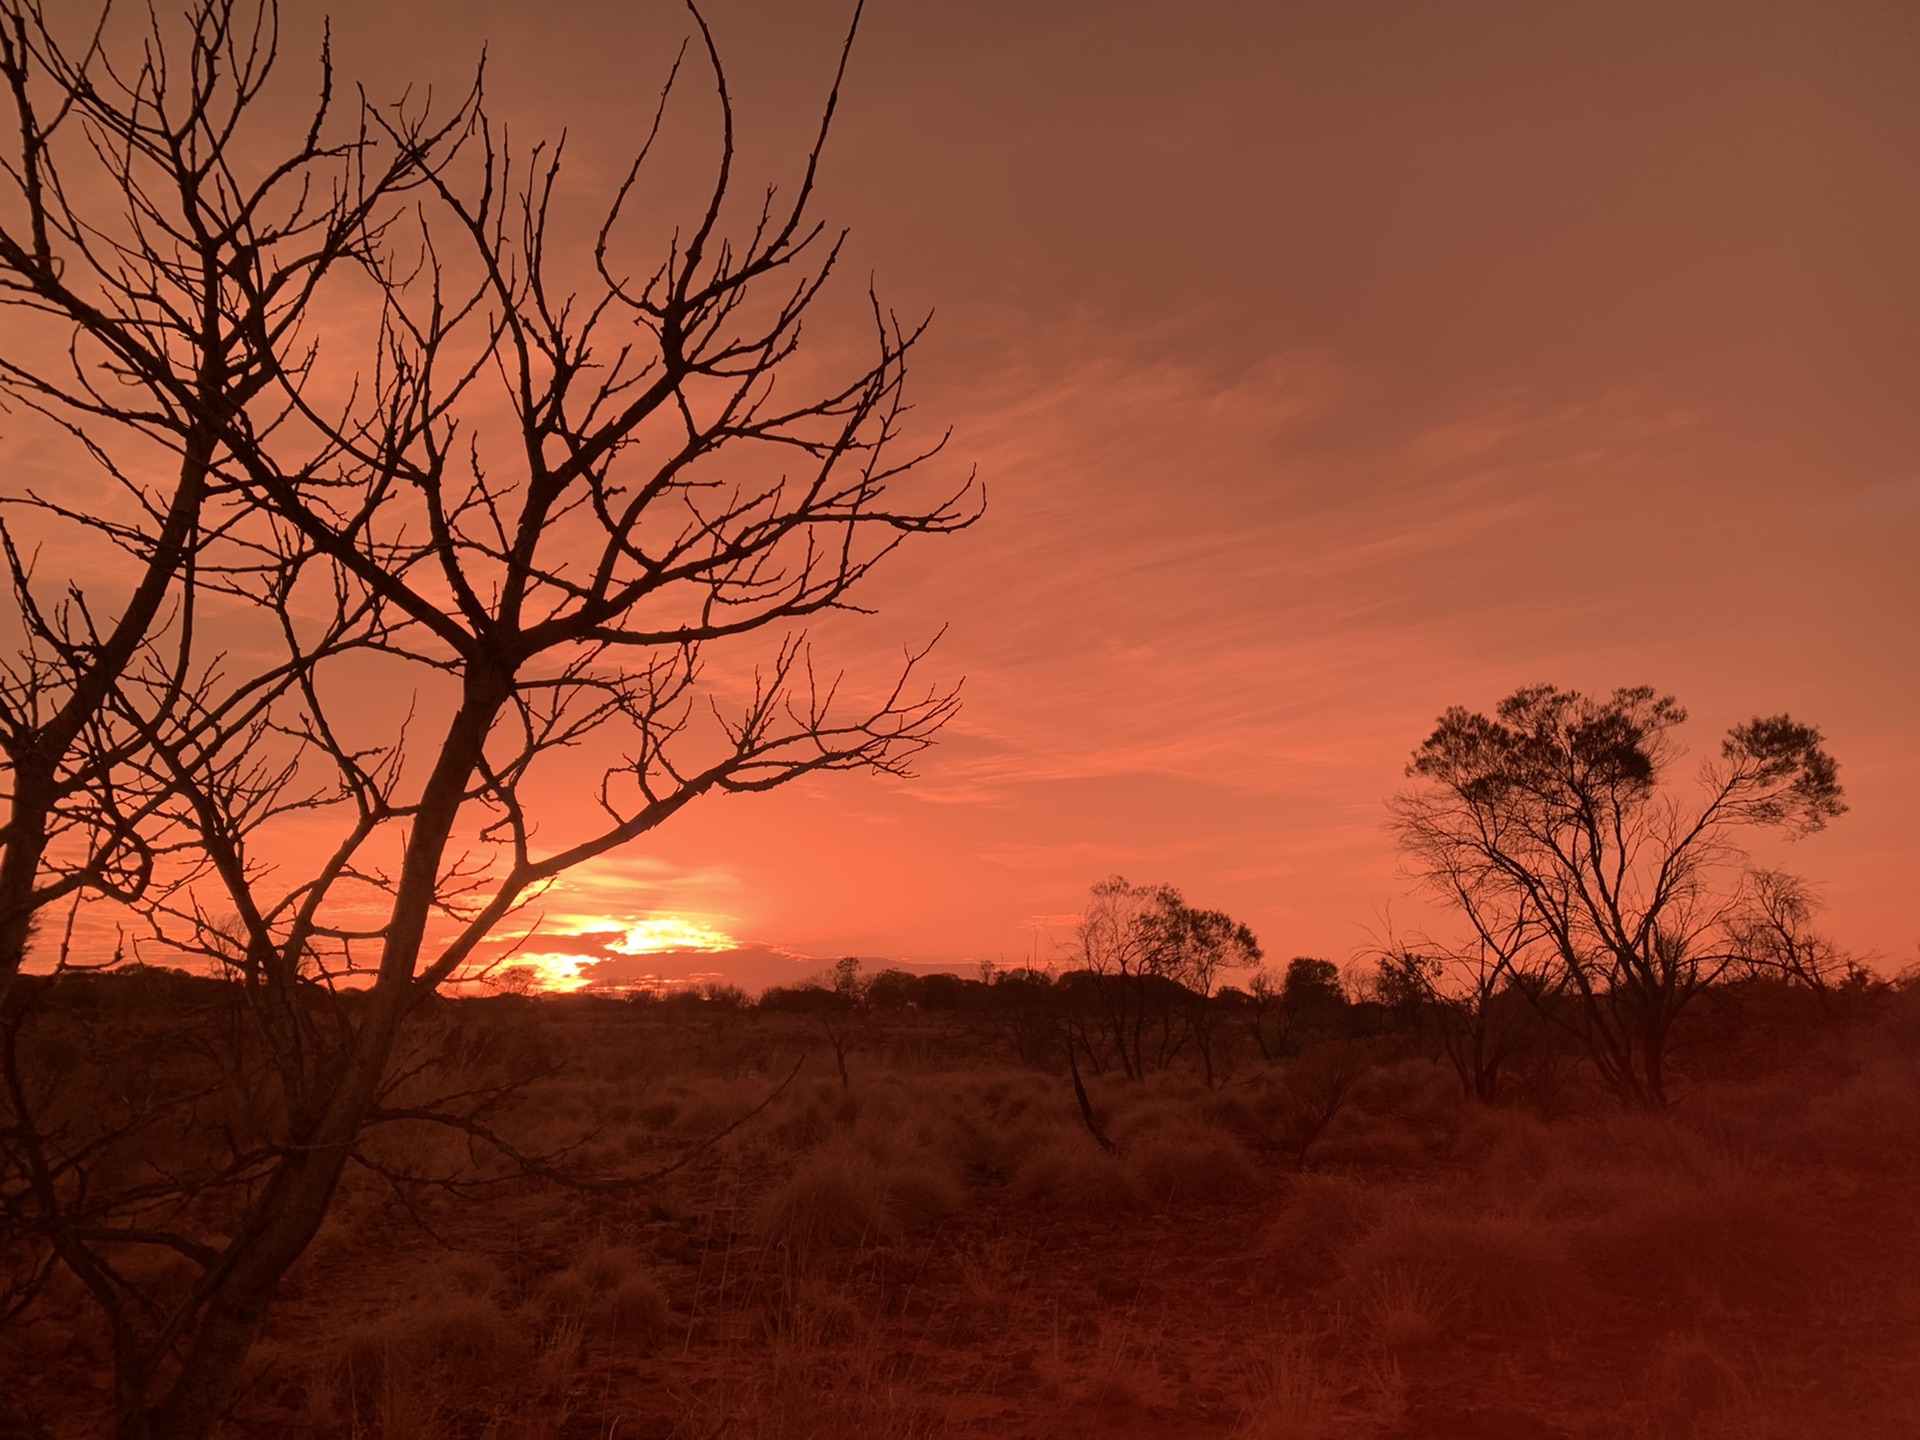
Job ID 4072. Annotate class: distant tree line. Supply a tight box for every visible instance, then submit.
[630,714,1869,1116]
[632,942,1383,1080]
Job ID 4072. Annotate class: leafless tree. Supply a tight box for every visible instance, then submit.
[0,1,976,1435]
[1726,869,1865,1005]
[0,0,464,1003]
[1392,684,1844,1110]
[1371,936,1532,1104]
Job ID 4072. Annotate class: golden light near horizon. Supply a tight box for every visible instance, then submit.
[507,914,743,994]
[607,917,740,955]
[512,952,600,994]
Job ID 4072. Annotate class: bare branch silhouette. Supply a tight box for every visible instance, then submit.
[0,3,974,1435]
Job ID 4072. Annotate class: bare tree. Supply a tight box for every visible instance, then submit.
[1371,939,1533,1104]
[0,0,463,1004]
[0,2,976,1436]
[0,5,471,1426]
[1392,684,1844,1110]
[1726,869,1865,1006]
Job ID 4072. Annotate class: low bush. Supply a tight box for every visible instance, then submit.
[1340,1206,1588,1333]
[1128,1125,1262,1206]
[532,1242,672,1350]
[1007,1127,1142,1213]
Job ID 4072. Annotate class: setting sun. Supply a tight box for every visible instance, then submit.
[503,914,745,994]
[608,917,739,955]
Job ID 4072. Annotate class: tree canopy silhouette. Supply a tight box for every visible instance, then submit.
[1392,684,1843,1109]
[1067,875,1260,1084]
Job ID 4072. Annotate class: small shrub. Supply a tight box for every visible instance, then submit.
[1008,1128,1142,1214]
[1340,1207,1587,1332]
[1259,1172,1383,1284]
[1128,1126,1261,1206]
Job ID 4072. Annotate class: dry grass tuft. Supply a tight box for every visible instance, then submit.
[1309,1114,1435,1170]
[754,1139,965,1258]
[759,1275,867,1347]
[320,1291,527,1426]
[1341,1206,1587,1332]
[1452,1104,1565,1183]
[1200,1087,1265,1137]
[755,1142,894,1255]
[1639,1330,1762,1436]
[1259,1172,1383,1283]
[1006,1127,1142,1213]
[1357,1269,1449,1350]
[886,1155,969,1228]
[532,1241,672,1349]
[1576,1162,1821,1308]
[1231,1334,1340,1440]
[429,1249,510,1300]
[1127,1125,1262,1206]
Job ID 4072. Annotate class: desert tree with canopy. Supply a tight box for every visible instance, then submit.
[1392,683,1843,1110]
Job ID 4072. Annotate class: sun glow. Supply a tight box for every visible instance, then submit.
[497,913,743,995]
[516,952,596,993]
[608,916,738,955]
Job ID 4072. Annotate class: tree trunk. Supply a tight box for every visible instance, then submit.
[143,684,503,1439]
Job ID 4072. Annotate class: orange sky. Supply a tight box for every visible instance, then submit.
[26,1,1920,990]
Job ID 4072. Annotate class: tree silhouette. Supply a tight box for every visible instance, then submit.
[1370,940,1539,1103]
[1726,869,1864,1007]
[1392,684,1843,1109]
[0,0,465,1009]
[0,2,975,1435]
[1067,875,1259,1083]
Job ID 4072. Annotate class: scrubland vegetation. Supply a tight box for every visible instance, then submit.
[6,963,1918,1439]
[0,0,1882,1426]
